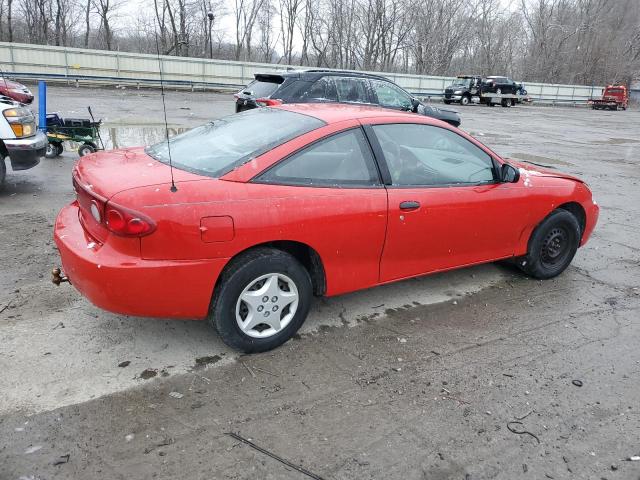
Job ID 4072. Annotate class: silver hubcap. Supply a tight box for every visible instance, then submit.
[235,273,299,339]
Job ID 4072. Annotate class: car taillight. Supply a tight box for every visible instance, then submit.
[255,98,283,107]
[105,202,156,237]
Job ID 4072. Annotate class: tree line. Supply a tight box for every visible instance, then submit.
[0,0,638,86]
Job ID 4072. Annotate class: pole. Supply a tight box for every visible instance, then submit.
[208,12,214,59]
[38,81,47,132]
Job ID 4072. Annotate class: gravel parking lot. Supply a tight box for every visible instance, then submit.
[1,86,639,479]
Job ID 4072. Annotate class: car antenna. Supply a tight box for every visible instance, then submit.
[154,29,178,193]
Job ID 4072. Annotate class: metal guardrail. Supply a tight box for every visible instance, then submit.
[0,41,602,104]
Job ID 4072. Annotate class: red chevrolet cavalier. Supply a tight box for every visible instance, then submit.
[54,104,598,352]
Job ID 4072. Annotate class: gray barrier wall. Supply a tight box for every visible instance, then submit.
[0,42,603,103]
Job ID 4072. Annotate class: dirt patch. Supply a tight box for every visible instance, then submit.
[603,137,639,145]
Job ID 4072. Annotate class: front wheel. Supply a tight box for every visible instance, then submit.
[45,142,59,158]
[209,248,312,353]
[460,95,470,106]
[0,156,6,189]
[519,209,581,279]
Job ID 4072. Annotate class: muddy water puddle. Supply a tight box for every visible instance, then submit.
[63,124,190,153]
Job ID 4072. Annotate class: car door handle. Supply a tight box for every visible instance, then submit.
[399,201,420,210]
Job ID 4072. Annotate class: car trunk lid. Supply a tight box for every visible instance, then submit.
[72,147,204,242]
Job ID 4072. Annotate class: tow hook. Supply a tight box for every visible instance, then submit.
[51,267,69,286]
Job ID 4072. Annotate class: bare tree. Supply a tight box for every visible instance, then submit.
[233,0,265,60]
[278,0,302,64]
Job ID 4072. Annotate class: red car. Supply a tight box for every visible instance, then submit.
[53,104,599,352]
[0,78,34,104]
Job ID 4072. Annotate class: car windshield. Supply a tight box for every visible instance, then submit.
[146,108,325,178]
[453,78,472,87]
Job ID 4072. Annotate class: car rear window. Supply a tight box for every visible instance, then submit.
[146,108,325,178]
[243,79,281,97]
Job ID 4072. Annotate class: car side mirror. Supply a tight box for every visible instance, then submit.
[411,98,420,113]
[501,163,520,183]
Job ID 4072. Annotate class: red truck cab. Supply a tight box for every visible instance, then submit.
[590,84,628,110]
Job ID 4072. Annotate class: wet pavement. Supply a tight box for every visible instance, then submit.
[1,87,639,479]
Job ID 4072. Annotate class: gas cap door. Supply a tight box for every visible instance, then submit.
[200,216,235,243]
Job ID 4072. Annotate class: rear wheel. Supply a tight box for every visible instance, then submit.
[496,88,503,95]
[78,143,96,157]
[519,209,581,279]
[209,248,312,353]
[443,100,451,105]
[56,143,64,156]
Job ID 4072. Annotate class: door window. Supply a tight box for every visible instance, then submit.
[370,80,413,110]
[372,124,496,186]
[300,77,338,102]
[257,128,380,187]
[332,77,371,104]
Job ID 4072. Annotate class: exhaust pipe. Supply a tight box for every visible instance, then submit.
[51,267,69,286]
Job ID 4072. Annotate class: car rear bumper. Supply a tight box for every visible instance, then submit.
[54,202,229,319]
[4,131,46,170]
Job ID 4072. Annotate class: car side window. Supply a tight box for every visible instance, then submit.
[370,80,412,110]
[332,77,371,104]
[257,128,380,187]
[301,77,338,102]
[372,124,496,186]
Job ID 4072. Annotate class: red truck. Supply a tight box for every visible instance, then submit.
[589,84,628,110]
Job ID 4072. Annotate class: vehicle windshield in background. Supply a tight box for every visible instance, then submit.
[146,108,324,177]
[453,79,472,87]
[243,79,281,97]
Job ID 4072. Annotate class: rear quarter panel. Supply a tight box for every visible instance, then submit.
[113,179,388,296]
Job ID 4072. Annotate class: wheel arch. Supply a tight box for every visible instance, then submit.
[557,202,586,237]
[518,202,586,258]
[213,240,327,299]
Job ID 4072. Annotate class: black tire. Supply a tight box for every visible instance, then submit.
[487,101,496,107]
[209,248,313,353]
[460,95,470,106]
[45,142,58,158]
[519,209,581,279]
[501,98,510,107]
[496,88,502,95]
[78,143,96,157]
[55,143,64,156]
[443,100,452,105]
[0,156,6,190]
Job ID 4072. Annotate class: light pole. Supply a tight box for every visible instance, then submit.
[207,12,214,59]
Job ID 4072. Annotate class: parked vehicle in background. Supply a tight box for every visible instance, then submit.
[481,76,519,95]
[444,75,526,107]
[0,96,47,188]
[54,104,599,353]
[235,70,462,127]
[589,85,628,110]
[443,75,482,105]
[0,76,34,104]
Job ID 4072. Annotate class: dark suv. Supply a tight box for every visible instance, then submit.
[235,70,461,127]
[481,76,518,95]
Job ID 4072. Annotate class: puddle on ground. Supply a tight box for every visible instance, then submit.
[602,138,639,145]
[509,152,574,167]
[63,125,190,152]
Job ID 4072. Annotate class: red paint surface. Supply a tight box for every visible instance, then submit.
[54,104,599,319]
